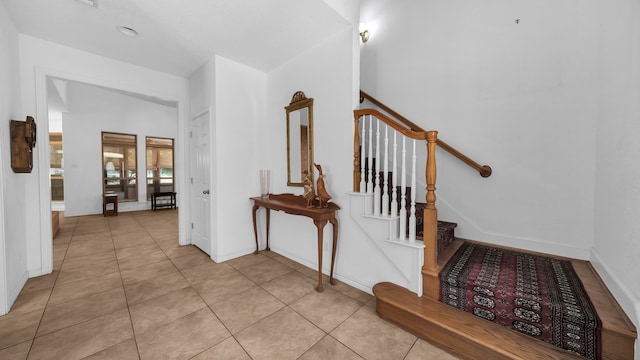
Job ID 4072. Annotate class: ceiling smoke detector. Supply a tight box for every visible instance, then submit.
[75,0,98,8]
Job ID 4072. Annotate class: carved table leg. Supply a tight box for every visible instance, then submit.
[313,219,328,292]
[329,217,338,285]
[252,205,260,254]
[265,208,270,251]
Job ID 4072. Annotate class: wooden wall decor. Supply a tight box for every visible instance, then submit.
[10,116,37,173]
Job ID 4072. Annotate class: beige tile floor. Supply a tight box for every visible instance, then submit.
[0,210,460,360]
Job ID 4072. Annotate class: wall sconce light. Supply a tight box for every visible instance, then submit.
[105,161,115,171]
[359,29,370,43]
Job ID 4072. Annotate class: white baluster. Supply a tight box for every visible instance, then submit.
[382,125,389,217]
[359,116,366,193]
[374,119,381,215]
[367,115,373,194]
[390,131,398,218]
[409,139,417,242]
[399,137,407,241]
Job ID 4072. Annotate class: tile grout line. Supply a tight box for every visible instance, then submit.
[24,214,78,359]
[283,286,367,359]
[35,212,175,358]
[108,212,144,359]
[227,250,376,359]
[170,250,257,358]
[132,210,243,359]
[28,214,140,358]
[19,210,407,359]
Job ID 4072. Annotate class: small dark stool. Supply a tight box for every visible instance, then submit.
[103,193,118,216]
[151,192,176,211]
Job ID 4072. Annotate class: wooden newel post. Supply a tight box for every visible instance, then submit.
[422,130,439,299]
[353,114,361,192]
[425,131,438,210]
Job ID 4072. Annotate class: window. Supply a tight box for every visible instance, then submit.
[50,132,64,201]
[102,132,137,201]
[146,137,174,200]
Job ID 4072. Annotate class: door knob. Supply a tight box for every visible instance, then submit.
[202,189,210,195]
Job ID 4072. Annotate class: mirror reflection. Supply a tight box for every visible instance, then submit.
[286,91,314,186]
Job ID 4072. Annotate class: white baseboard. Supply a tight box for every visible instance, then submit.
[5,270,28,314]
[482,231,592,260]
[28,267,44,278]
[436,194,593,260]
[589,250,640,331]
[213,247,256,264]
[333,272,374,296]
[211,241,375,296]
[268,245,374,296]
[590,250,640,360]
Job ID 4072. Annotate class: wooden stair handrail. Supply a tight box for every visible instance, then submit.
[354,109,426,141]
[360,90,492,178]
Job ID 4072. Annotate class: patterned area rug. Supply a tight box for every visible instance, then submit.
[440,242,601,359]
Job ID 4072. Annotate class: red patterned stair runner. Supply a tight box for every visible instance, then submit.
[440,242,601,359]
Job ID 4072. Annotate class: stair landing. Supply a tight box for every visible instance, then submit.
[374,240,637,360]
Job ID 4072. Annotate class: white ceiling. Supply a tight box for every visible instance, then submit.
[3,0,351,77]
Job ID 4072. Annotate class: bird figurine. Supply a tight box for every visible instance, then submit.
[302,170,316,207]
[314,163,332,208]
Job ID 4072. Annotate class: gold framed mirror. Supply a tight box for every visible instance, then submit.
[285,91,314,186]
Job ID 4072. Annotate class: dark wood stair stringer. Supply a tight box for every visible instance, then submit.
[374,239,637,360]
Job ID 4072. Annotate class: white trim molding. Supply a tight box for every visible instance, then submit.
[590,249,640,344]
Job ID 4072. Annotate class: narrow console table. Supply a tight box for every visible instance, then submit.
[250,193,340,292]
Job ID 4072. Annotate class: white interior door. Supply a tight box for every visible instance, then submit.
[190,111,211,255]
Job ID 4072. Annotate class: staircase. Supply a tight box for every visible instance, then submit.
[352,96,637,359]
[350,188,637,358]
[347,192,456,297]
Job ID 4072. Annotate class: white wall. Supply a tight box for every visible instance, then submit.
[360,0,599,258]
[48,111,63,133]
[265,27,386,290]
[63,82,178,216]
[187,55,269,262]
[593,0,640,347]
[189,62,213,119]
[0,0,28,315]
[213,56,268,261]
[18,35,189,276]
[360,0,639,344]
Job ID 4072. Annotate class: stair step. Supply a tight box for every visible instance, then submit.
[419,220,457,253]
[374,282,585,359]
